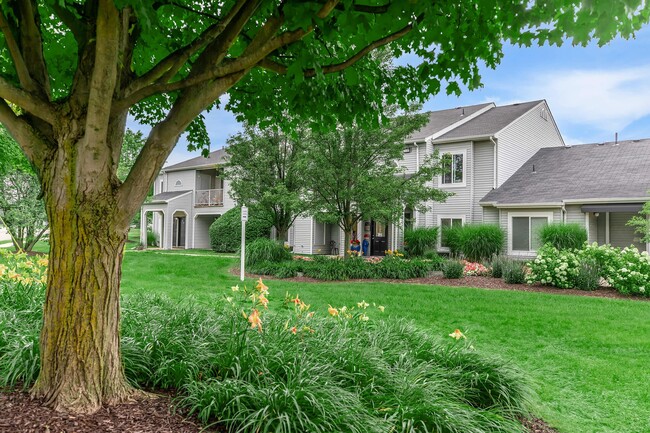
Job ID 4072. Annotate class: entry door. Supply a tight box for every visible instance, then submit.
[371,221,388,256]
[173,216,186,247]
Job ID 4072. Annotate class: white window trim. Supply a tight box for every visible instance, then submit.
[508,211,554,256]
[438,150,467,188]
[437,215,466,251]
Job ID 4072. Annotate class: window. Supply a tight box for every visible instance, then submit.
[440,152,465,186]
[174,180,182,187]
[404,210,414,231]
[439,216,464,248]
[509,213,552,253]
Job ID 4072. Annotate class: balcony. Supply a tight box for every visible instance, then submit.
[195,189,224,207]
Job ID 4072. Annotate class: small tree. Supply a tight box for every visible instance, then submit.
[0,126,47,252]
[303,110,451,256]
[117,129,146,182]
[225,125,308,243]
[627,199,650,244]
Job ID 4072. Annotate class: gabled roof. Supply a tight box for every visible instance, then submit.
[149,190,192,204]
[434,100,544,142]
[163,148,228,172]
[480,139,650,205]
[407,103,494,141]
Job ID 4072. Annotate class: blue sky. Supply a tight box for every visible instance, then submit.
[161,26,650,165]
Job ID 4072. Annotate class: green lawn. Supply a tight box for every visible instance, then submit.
[120,251,650,433]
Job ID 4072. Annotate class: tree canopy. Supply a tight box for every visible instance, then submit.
[224,125,309,242]
[1,0,648,415]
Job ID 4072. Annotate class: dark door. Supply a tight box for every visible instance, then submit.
[173,216,186,247]
[371,221,387,256]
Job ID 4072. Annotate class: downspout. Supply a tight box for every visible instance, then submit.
[561,201,567,223]
[469,141,474,222]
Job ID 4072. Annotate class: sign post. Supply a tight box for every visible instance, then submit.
[240,206,248,281]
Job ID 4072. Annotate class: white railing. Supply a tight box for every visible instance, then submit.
[195,189,224,207]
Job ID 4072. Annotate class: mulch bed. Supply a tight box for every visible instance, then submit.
[0,390,223,433]
[0,389,558,433]
[240,269,648,301]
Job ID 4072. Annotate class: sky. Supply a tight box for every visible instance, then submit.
[156,25,650,166]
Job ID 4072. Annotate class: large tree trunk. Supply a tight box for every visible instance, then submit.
[31,133,135,413]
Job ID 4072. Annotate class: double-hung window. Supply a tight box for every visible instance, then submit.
[440,151,465,186]
[509,212,552,254]
[439,216,464,249]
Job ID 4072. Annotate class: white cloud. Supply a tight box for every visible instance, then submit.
[519,66,650,134]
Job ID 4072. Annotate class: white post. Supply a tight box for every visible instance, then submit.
[240,206,248,281]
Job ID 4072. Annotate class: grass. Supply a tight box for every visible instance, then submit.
[119,251,650,433]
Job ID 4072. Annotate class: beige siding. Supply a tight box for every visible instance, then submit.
[472,140,495,223]
[587,213,598,243]
[164,193,193,249]
[398,144,418,173]
[292,216,313,254]
[610,212,646,251]
[222,178,238,211]
[166,170,195,191]
[496,102,564,186]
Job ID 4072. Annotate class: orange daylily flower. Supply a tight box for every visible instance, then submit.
[328,305,339,316]
[255,278,269,294]
[248,309,263,332]
[449,329,466,340]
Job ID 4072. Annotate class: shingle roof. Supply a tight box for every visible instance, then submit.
[163,148,228,172]
[149,190,192,203]
[435,100,544,141]
[480,139,650,205]
[407,103,494,141]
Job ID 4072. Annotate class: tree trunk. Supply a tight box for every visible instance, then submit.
[31,134,135,413]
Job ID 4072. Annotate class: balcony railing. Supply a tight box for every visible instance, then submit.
[195,189,224,207]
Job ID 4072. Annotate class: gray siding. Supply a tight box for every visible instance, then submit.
[500,207,562,256]
[565,205,586,226]
[166,170,196,191]
[482,206,499,224]
[167,194,193,249]
[496,102,564,186]
[472,140,495,223]
[222,178,238,211]
[292,216,313,254]
[587,213,598,243]
[193,215,220,249]
[431,142,472,225]
[610,212,646,251]
[312,220,330,254]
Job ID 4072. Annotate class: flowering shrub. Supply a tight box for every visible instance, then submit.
[0,250,48,287]
[384,249,405,257]
[461,260,490,276]
[526,243,650,296]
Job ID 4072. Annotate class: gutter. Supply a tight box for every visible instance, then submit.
[489,136,497,188]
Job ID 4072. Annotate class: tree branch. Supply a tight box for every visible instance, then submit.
[0,76,57,124]
[0,8,34,91]
[0,99,53,171]
[259,17,419,77]
[124,0,251,97]
[16,0,51,98]
[50,1,86,42]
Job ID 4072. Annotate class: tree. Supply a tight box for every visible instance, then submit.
[0,0,647,414]
[627,198,650,243]
[225,125,308,242]
[0,169,48,252]
[0,126,47,252]
[117,129,146,182]
[302,110,452,255]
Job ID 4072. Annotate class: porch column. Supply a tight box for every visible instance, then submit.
[140,209,147,249]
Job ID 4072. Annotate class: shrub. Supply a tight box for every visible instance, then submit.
[573,259,600,291]
[458,224,504,262]
[502,260,526,284]
[598,246,650,296]
[490,254,509,279]
[539,223,587,250]
[404,227,438,257]
[1,273,532,433]
[526,244,580,289]
[423,250,445,270]
[461,260,490,276]
[146,230,158,247]
[209,207,273,252]
[245,238,292,266]
[441,225,463,256]
[442,260,464,279]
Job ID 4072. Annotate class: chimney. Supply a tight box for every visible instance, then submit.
[532,164,537,174]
